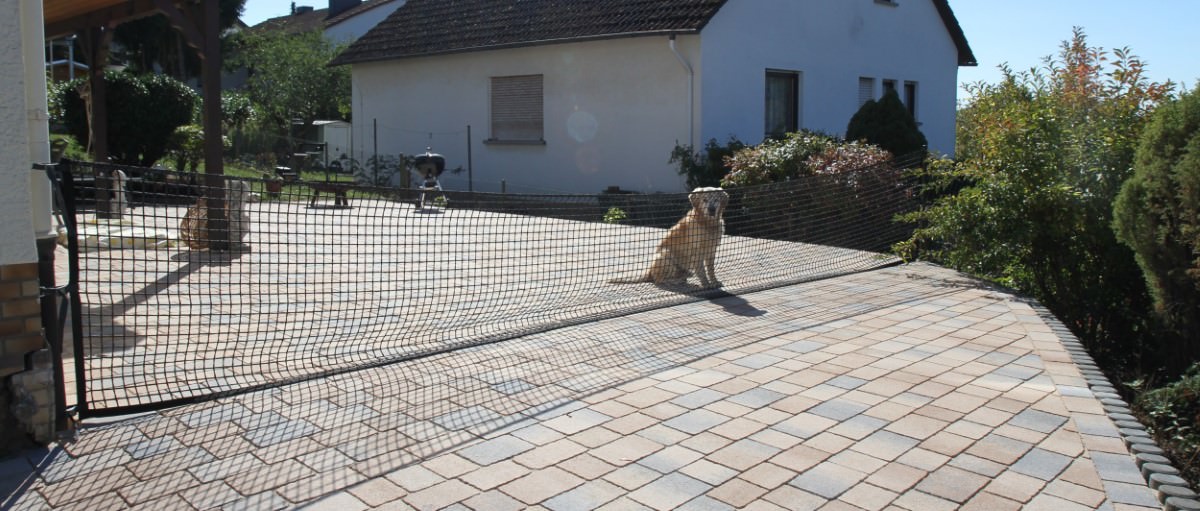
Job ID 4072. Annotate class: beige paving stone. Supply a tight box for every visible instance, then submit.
[590,433,664,466]
[1043,479,1106,508]
[346,477,407,507]
[500,466,584,505]
[458,459,530,491]
[706,478,768,508]
[838,482,899,511]
[738,463,796,490]
[865,462,926,493]
[983,469,1046,503]
[117,469,202,506]
[558,453,617,480]
[401,479,478,510]
[885,414,949,441]
[514,438,588,469]
[916,465,991,503]
[384,464,445,492]
[960,491,1023,511]
[422,453,479,479]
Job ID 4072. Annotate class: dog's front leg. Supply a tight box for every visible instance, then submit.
[703,254,720,288]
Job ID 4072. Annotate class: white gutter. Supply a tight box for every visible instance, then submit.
[668,35,695,150]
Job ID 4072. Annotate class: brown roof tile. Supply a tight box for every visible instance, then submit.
[331,0,729,65]
[331,0,974,67]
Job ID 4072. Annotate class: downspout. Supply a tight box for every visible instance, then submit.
[668,35,695,150]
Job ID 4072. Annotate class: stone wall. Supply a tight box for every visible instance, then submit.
[0,260,53,447]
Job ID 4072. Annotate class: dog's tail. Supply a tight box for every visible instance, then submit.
[608,274,652,284]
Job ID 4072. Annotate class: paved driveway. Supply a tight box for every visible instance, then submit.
[1,262,1184,510]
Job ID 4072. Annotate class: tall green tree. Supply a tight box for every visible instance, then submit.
[1113,85,1200,369]
[897,28,1174,373]
[231,30,351,144]
[846,89,927,158]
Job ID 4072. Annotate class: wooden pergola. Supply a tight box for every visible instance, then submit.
[43,0,231,248]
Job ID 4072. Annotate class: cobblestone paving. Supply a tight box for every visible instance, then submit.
[1,262,1177,510]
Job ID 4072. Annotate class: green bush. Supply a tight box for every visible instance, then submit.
[1114,86,1200,368]
[1134,364,1200,485]
[846,89,927,158]
[53,71,197,166]
[720,131,890,187]
[896,29,1174,375]
[670,137,746,189]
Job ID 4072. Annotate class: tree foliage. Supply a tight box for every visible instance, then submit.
[846,89,927,158]
[670,137,747,189]
[897,28,1175,373]
[1114,85,1200,366]
[112,0,246,79]
[230,30,351,137]
[54,71,198,166]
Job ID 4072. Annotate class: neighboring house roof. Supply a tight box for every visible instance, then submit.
[327,0,400,28]
[332,0,975,67]
[251,1,399,34]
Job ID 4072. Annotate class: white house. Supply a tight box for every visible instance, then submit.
[332,0,975,194]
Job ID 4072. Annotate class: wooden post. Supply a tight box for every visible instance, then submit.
[200,0,227,250]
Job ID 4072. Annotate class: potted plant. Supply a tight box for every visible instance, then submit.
[263,170,283,196]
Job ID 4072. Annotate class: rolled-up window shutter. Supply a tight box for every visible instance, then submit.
[491,75,544,141]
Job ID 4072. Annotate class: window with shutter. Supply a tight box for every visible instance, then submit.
[858,77,875,107]
[489,75,544,143]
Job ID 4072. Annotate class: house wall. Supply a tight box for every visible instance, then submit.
[2,0,56,446]
[350,35,695,194]
[325,1,406,44]
[698,0,961,156]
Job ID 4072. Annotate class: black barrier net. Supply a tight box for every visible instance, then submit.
[51,156,919,416]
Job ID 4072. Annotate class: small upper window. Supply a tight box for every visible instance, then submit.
[489,74,544,143]
[858,77,875,107]
[882,79,897,97]
[904,81,918,120]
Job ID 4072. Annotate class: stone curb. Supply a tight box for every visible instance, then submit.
[1034,306,1199,511]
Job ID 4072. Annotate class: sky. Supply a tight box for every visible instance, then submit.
[239,0,1199,96]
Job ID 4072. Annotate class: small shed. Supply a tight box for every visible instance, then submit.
[293,120,353,167]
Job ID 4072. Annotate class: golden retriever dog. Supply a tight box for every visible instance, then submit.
[610,187,729,288]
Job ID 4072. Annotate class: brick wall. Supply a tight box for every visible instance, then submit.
[0,261,52,447]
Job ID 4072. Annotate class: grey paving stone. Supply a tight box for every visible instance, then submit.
[1008,409,1069,434]
[827,375,868,390]
[638,445,703,474]
[1092,452,1148,485]
[1103,480,1162,507]
[728,388,787,409]
[788,462,865,499]
[731,353,784,369]
[457,436,536,466]
[672,389,728,409]
[628,473,712,510]
[808,399,870,421]
[781,340,826,354]
[1011,448,1072,481]
[125,436,185,460]
[544,480,624,511]
[664,409,730,435]
[242,419,320,448]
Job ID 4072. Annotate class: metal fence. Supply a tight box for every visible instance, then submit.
[47,157,919,418]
